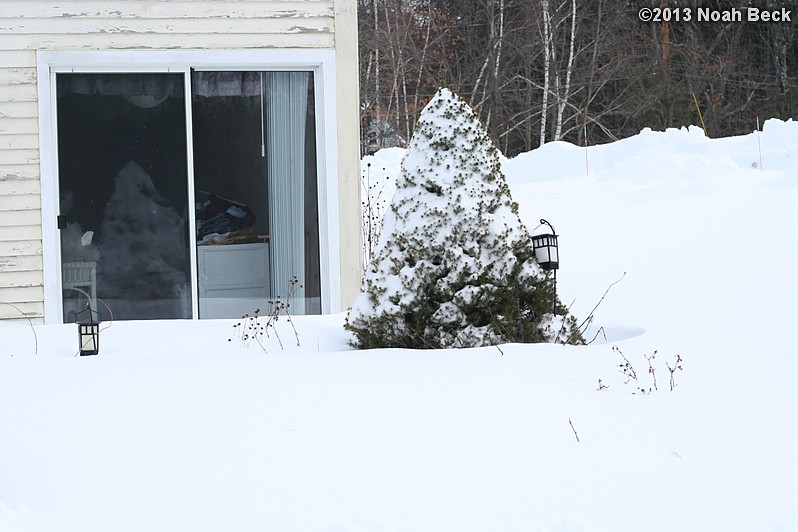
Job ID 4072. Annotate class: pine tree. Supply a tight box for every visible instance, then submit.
[346,88,583,349]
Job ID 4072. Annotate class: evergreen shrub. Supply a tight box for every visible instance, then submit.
[346,88,584,349]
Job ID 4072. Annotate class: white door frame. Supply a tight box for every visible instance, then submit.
[37,49,341,324]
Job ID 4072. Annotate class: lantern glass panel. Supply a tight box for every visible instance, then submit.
[534,245,550,264]
[548,240,559,263]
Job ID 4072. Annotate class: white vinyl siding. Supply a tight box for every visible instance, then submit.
[0,1,334,50]
[0,0,361,321]
[0,1,333,20]
[0,62,42,318]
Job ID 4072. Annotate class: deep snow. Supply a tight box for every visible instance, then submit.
[2,120,797,532]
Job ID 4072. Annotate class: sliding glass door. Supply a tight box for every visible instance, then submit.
[191,71,320,318]
[56,73,191,321]
[55,69,321,322]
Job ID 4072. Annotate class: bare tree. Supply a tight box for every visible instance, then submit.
[359,0,798,157]
[553,0,577,140]
[539,0,551,146]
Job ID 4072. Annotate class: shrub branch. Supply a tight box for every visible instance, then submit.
[578,271,626,335]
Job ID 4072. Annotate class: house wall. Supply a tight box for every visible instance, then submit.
[0,0,361,321]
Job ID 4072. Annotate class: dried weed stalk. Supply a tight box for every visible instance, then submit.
[229,276,302,353]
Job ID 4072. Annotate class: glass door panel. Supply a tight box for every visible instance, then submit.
[56,73,191,322]
[191,71,321,318]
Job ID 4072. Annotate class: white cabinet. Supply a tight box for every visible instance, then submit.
[197,242,270,319]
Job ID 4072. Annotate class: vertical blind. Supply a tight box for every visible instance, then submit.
[267,71,310,313]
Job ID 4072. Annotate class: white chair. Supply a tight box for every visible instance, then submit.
[62,260,98,318]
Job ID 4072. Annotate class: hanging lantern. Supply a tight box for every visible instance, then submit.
[531,218,559,271]
[76,305,101,356]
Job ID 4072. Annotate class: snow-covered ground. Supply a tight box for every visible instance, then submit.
[2,120,797,532]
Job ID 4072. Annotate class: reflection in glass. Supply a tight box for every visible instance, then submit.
[57,73,191,322]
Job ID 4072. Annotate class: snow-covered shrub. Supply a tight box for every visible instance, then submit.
[346,88,583,349]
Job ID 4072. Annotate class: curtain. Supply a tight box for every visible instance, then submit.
[57,73,182,108]
[191,71,262,97]
[267,72,310,314]
[59,72,264,98]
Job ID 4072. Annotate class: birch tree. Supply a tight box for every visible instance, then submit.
[539,0,551,146]
[553,0,577,140]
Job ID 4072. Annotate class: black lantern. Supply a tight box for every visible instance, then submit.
[532,218,560,315]
[531,219,559,271]
[76,305,101,356]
